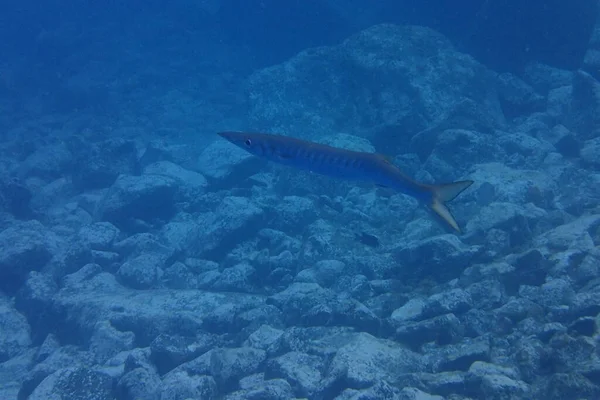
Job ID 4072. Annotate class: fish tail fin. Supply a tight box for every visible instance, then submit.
[429,180,474,233]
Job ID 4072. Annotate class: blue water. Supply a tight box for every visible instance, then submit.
[1,1,600,399]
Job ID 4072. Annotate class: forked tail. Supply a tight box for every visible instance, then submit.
[429,180,474,233]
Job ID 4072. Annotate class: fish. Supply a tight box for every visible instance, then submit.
[217,131,474,233]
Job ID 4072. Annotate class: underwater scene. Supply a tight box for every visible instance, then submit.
[1,0,600,399]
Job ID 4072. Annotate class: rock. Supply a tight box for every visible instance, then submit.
[396,313,464,348]
[0,220,55,293]
[150,333,216,375]
[235,305,285,336]
[18,142,73,180]
[14,272,58,342]
[268,282,336,323]
[196,138,262,184]
[159,371,217,400]
[295,259,345,288]
[496,72,545,118]
[464,280,505,310]
[116,253,165,289]
[467,202,546,247]
[541,372,600,399]
[518,278,575,308]
[461,308,513,337]
[94,174,178,230]
[0,295,31,362]
[537,124,580,157]
[421,289,473,319]
[244,325,284,356]
[78,222,120,251]
[210,347,267,389]
[113,232,176,261]
[581,136,600,167]
[28,367,113,400]
[72,138,139,190]
[116,366,161,400]
[211,263,256,293]
[248,24,502,139]
[391,298,426,324]
[193,196,264,259]
[394,235,482,282]
[89,321,135,364]
[143,160,208,202]
[326,332,424,388]
[0,177,32,218]
[429,335,491,372]
[54,270,264,345]
[566,70,600,141]
[270,195,318,233]
[226,377,294,400]
[523,63,574,94]
[265,351,323,397]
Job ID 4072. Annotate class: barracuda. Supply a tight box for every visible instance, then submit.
[218,131,473,233]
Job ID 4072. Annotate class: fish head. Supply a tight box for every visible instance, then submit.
[217,131,268,157]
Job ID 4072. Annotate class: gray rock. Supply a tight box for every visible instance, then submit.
[396,313,464,348]
[113,232,176,260]
[523,63,574,94]
[464,280,505,310]
[210,347,267,388]
[495,297,544,323]
[211,263,256,293]
[225,377,294,400]
[496,72,545,118]
[581,136,600,167]
[540,372,600,399]
[391,298,426,324]
[326,332,424,388]
[0,295,31,362]
[159,371,218,400]
[266,351,323,397]
[143,160,208,202]
[395,235,482,282]
[117,366,161,400]
[537,124,580,157]
[0,220,55,292]
[54,271,264,345]
[567,70,600,141]
[15,272,58,342]
[18,142,73,180]
[466,202,546,246]
[72,138,139,190]
[235,305,285,336]
[196,138,262,183]
[89,321,135,364]
[159,218,202,254]
[244,325,284,356]
[422,289,473,319]
[150,333,216,376]
[479,374,530,400]
[268,282,336,323]
[429,335,491,372]
[518,279,575,308]
[271,195,318,233]
[295,259,345,288]
[248,24,502,138]
[78,222,120,251]
[28,367,113,400]
[461,308,513,337]
[117,253,165,289]
[94,174,178,230]
[194,196,264,259]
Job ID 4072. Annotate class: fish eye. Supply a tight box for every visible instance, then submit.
[244,139,252,146]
